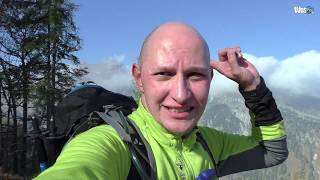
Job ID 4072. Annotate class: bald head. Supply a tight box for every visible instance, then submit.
[138,22,210,67]
[132,22,212,134]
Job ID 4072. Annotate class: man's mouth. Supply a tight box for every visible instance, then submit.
[163,106,194,113]
[161,105,195,119]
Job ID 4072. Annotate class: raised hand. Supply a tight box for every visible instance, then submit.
[211,47,261,91]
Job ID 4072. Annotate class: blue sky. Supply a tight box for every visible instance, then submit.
[73,0,320,64]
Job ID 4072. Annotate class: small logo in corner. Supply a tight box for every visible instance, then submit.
[294,6,314,14]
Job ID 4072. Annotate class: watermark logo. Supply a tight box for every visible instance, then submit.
[294,6,314,14]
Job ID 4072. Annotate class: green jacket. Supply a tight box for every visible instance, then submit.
[35,100,287,180]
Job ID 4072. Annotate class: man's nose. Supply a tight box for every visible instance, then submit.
[171,75,190,104]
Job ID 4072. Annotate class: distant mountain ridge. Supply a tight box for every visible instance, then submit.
[200,91,320,180]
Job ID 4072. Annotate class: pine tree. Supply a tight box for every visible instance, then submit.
[0,0,87,175]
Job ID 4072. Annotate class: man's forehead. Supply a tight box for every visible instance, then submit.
[148,24,204,50]
[149,62,211,72]
[142,46,210,73]
[139,22,210,66]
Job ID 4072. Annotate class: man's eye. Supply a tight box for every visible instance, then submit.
[155,72,173,76]
[188,72,204,80]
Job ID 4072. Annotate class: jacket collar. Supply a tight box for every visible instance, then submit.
[129,100,198,151]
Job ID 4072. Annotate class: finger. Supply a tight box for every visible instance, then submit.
[227,49,241,75]
[218,47,243,61]
[218,48,228,62]
[235,47,243,58]
[210,60,219,70]
[210,60,224,74]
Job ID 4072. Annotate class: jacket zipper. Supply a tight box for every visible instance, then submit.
[177,139,194,179]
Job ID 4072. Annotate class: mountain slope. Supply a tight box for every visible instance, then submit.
[199,92,320,180]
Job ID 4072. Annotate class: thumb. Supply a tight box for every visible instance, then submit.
[210,60,219,70]
[210,60,222,73]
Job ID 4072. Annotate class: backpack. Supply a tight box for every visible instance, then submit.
[37,81,157,180]
[36,82,217,180]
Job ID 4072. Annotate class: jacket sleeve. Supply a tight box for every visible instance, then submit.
[200,77,288,178]
[33,125,131,180]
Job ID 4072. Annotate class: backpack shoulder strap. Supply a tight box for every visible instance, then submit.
[90,111,132,142]
[196,132,218,172]
[91,111,156,180]
[127,119,157,180]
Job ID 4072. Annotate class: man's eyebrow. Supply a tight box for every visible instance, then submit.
[152,66,175,72]
[186,67,211,73]
[152,66,211,73]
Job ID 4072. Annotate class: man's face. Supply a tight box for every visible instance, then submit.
[133,27,212,134]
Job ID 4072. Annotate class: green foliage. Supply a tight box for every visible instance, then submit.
[0,0,87,176]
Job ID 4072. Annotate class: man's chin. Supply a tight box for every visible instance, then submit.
[164,122,196,135]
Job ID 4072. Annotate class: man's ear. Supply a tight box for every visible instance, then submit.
[132,63,144,93]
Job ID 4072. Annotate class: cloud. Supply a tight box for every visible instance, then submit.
[79,55,134,95]
[211,50,320,98]
[80,50,320,98]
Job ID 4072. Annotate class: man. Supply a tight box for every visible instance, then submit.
[35,22,288,179]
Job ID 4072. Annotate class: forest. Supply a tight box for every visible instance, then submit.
[0,0,87,179]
